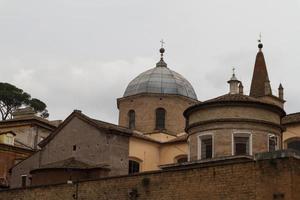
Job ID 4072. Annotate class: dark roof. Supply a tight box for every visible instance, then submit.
[40,157,108,169]
[204,93,263,104]
[39,110,133,148]
[249,50,271,97]
[184,94,285,117]
[30,157,110,173]
[282,113,300,125]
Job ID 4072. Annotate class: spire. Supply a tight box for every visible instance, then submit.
[249,37,272,97]
[156,40,167,67]
[228,67,240,94]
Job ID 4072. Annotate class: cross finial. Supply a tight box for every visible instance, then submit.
[258,33,262,43]
[160,39,165,48]
[232,67,235,75]
[257,33,263,50]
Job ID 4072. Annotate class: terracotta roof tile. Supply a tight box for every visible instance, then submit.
[282,113,300,125]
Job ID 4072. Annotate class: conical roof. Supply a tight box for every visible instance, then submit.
[249,44,271,97]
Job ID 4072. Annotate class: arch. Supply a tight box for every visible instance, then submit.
[174,154,188,163]
[285,137,300,152]
[155,108,166,130]
[128,110,135,129]
[128,157,142,174]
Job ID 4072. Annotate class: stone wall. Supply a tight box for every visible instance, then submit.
[1,155,299,200]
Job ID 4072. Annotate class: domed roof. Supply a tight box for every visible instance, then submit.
[123,59,197,100]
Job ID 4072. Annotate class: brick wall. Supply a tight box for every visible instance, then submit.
[1,156,299,200]
[118,94,197,135]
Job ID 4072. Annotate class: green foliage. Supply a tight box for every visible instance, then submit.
[0,82,49,120]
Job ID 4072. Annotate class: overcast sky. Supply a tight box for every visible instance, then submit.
[0,0,300,123]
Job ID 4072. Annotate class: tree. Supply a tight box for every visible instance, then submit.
[0,82,49,120]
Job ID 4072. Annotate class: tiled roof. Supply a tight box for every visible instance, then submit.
[39,110,133,147]
[37,157,109,170]
[204,94,263,104]
[282,113,300,125]
[164,134,187,143]
[0,115,58,130]
[184,94,285,117]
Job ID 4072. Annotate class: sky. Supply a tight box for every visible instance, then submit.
[0,0,300,123]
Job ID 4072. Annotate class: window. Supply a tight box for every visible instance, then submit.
[198,135,213,159]
[5,133,14,145]
[21,175,27,187]
[128,160,140,174]
[287,140,300,152]
[175,155,188,163]
[128,110,135,129]
[155,108,166,130]
[73,145,77,151]
[268,134,278,152]
[233,133,251,156]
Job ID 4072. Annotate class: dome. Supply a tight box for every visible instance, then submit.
[123,60,197,100]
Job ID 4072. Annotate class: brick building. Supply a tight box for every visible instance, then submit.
[0,108,58,189]
[2,41,300,199]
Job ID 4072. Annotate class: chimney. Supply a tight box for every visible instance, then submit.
[239,82,244,95]
[278,83,284,100]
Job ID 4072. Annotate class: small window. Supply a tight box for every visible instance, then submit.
[287,140,300,152]
[155,108,166,130]
[268,134,277,152]
[21,175,27,187]
[128,110,135,129]
[177,156,188,163]
[128,160,140,174]
[5,133,14,145]
[233,134,251,155]
[73,145,77,151]
[199,135,213,159]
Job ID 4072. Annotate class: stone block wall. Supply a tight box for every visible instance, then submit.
[1,156,299,200]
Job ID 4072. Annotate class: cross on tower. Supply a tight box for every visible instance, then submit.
[232,67,235,75]
[160,39,165,48]
[258,33,262,43]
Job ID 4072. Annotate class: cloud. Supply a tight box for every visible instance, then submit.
[0,0,300,124]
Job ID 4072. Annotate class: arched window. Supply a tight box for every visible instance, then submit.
[128,160,140,174]
[287,139,300,152]
[175,155,188,163]
[128,110,135,129]
[155,108,166,130]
